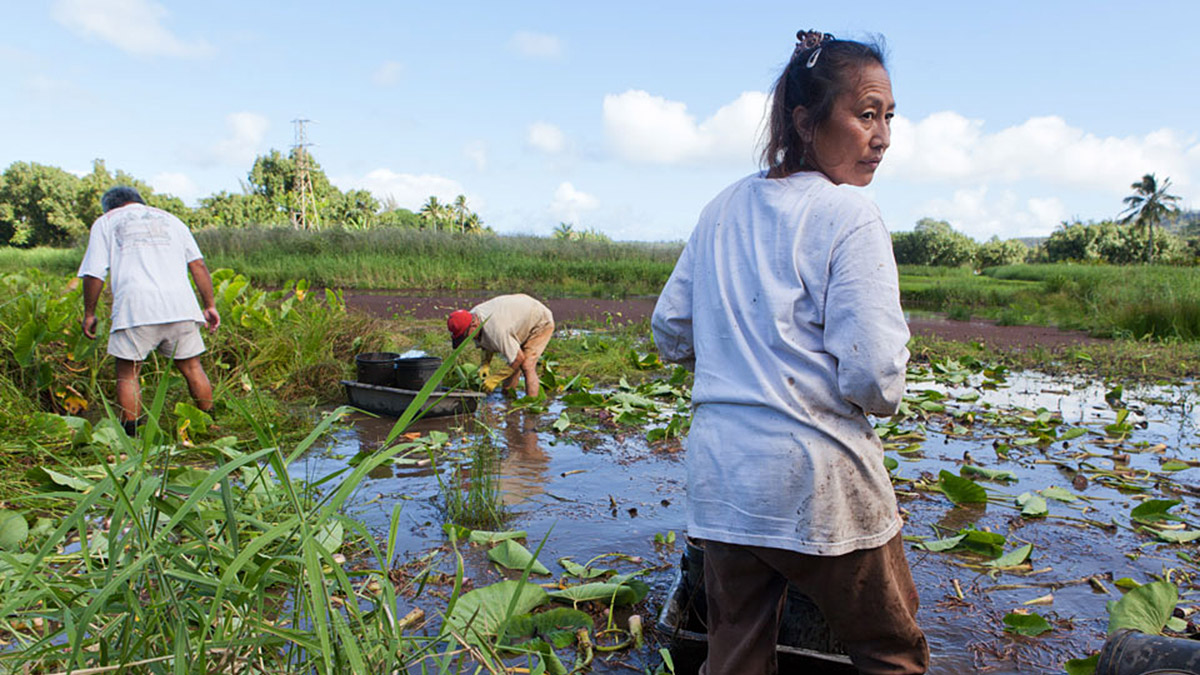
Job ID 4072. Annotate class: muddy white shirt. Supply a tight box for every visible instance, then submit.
[471,294,554,364]
[652,171,909,556]
[77,203,205,332]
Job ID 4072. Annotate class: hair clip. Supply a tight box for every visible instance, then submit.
[793,29,835,67]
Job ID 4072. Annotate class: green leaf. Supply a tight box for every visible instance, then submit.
[987,543,1033,568]
[1151,529,1200,544]
[883,455,899,472]
[1003,611,1052,636]
[1063,653,1099,675]
[548,580,648,607]
[959,529,1007,558]
[468,529,528,545]
[558,558,610,580]
[938,470,988,505]
[1160,460,1191,472]
[488,539,551,575]
[174,401,212,435]
[315,519,344,554]
[502,607,593,650]
[445,580,548,641]
[1058,427,1087,441]
[961,465,1017,482]
[1113,577,1141,590]
[0,510,29,550]
[1130,499,1181,524]
[914,534,965,552]
[1040,486,1078,503]
[1016,493,1048,517]
[24,466,92,492]
[1108,580,1178,636]
[552,413,571,433]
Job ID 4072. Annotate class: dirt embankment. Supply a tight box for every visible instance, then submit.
[343,290,1104,351]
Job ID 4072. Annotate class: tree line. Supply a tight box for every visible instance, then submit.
[0,149,485,248]
[893,174,1197,267]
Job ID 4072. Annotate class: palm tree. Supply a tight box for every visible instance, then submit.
[452,194,468,233]
[553,222,575,240]
[419,196,449,231]
[1120,173,1181,263]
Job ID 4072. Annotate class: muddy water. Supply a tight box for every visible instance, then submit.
[291,372,1200,674]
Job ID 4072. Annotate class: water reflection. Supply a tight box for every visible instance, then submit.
[500,410,550,506]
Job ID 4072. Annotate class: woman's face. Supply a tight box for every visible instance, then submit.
[808,62,894,187]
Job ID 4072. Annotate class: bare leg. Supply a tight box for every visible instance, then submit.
[522,357,540,398]
[175,356,214,412]
[114,358,141,423]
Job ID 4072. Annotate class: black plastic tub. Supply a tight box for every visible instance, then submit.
[1097,628,1200,674]
[341,380,486,418]
[355,352,399,386]
[656,538,854,674]
[395,356,443,391]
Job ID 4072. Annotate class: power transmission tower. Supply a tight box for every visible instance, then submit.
[291,119,319,230]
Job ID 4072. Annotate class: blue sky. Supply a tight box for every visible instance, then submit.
[3,1,1198,242]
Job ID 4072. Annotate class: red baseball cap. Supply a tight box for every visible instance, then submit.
[447,310,473,347]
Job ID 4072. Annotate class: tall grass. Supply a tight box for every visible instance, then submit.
[193,228,682,297]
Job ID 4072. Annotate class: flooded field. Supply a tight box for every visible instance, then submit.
[292,361,1200,674]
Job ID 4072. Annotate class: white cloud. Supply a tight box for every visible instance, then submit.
[339,169,467,210]
[52,0,213,58]
[372,60,403,86]
[883,112,1199,197]
[508,30,562,59]
[210,112,269,166]
[603,90,767,166]
[915,186,1067,240]
[527,122,566,155]
[150,172,200,202]
[463,141,488,171]
[549,182,598,225]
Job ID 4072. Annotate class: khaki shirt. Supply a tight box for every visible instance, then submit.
[471,294,553,364]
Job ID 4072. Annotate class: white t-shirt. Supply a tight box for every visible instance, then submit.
[652,171,910,556]
[77,203,206,332]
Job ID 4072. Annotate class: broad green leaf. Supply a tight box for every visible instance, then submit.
[1151,529,1200,544]
[1108,580,1178,636]
[488,539,551,575]
[1017,493,1048,517]
[938,470,987,505]
[1168,616,1188,632]
[25,467,92,492]
[552,413,571,433]
[914,535,965,552]
[1003,612,1052,636]
[1040,486,1077,503]
[1130,499,1181,524]
[0,510,28,550]
[883,455,899,472]
[962,465,1017,482]
[1064,653,1099,675]
[558,558,610,580]
[315,520,344,554]
[445,580,548,641]
[548,580,648,606]
[988,543,1033,568]
[1058,427,1087,441]
[468,529,528,545]
[174,401,212,435]
[502,607,593,650]
[1160,460,1191,472]
[959,529,1007,558]
[1114,577,1141,590]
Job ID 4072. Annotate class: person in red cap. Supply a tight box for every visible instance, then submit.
[447,294,554,397]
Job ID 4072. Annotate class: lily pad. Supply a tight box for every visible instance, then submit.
[468,529,528,545]
[938,470,987,505]
[1016,493,1048,517]
[1003,611,1052,636]
[1064,653,1099,675]
[0,510,29,550]
[445,580,548,641]
[1108,580,1178,636]
[988,543,1033,568]
[547,579,649,607]
[558,557,611,580]
[1040,486,1077,503]
[502,607,593,650]
[488,539,551,575]
[1150,529,1200,544]
[1130,499,1181,524]
[962,465,1017,482]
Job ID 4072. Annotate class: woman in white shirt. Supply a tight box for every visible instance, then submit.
[652,30,928,674]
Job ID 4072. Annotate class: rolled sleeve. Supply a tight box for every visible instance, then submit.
[823,220,909,415]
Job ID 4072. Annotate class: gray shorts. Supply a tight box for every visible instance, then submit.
[108,321,206,361]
